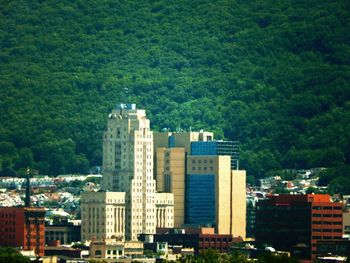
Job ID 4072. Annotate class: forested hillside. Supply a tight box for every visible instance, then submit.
[1,0,350,189]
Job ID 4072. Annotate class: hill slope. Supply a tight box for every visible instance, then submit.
[0,0,350,186]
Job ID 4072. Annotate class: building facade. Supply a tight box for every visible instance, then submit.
[155,147,185,227]
[45,223,81,245]
[101,103,157,240]
[255,194,343,260]
[191,140,240,170]
[186,155,246,238]
[81,192,126,241]
[155,193,174,229]
[82,104,174,241]
[0,207,45,256]
[153,131,214,155]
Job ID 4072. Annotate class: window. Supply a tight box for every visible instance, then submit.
[95,250,102,256]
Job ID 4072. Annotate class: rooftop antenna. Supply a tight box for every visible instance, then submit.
[25,167,31,207]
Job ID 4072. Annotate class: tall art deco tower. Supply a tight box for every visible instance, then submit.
[101,103,156,240]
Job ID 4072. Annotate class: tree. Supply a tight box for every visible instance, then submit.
[257,253,298,263]
[0,247,30,263]
[328,176,350,195]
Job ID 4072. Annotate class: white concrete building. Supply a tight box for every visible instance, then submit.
[81,192,125,241]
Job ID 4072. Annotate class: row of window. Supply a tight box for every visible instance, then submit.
[312,236,339,240]
[313,206,342,210]
[312,221,342,225]
[0,220,16,225]
[312,214,342,217]
[192,166,214,171]
[200,237,231,242]
[0,213,16,218]
[312,229,342,232]
[192,159,214,164]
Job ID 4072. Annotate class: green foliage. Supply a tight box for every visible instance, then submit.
[0,0,350,178]
[257,253,298,263]
[0,247,30,263]
[328,176,350,195]
[177,251,297,263]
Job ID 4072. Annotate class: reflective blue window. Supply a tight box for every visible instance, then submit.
[186,174,215,226]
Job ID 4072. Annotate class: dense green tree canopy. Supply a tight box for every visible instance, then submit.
[0,0,350,183]
[0,247,30,263]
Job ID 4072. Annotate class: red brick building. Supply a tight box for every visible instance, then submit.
[0,207,45,256]
[255,194,343,260]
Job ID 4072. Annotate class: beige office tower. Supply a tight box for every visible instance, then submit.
[81,192,125,242]
[101,103,157,241]
[156,147,185,227]
[231,170,246,238]
[186,155,246,238]
[153,131,214,228]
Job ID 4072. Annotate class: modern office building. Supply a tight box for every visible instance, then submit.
[191,140,240,170]
[153,131,214,155]
[153,130,245,237]
[155,147,185,227]
[255,194,343,260]
[186,155,246,238]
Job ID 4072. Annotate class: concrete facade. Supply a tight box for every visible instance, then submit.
[81,192,125,242]
[101,104,157,240]
[155,193,174,228]
[83,104,174,242]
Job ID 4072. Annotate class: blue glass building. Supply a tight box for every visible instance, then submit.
[191,141,239,169]
[185,174,216,226]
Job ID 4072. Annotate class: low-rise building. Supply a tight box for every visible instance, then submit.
[0,206,45,256]
[255,194,343,260]
[45,219,81,245]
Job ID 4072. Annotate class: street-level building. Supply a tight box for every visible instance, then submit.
[45,223,81,245]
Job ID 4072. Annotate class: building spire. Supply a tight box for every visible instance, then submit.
[25,167,31,207]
